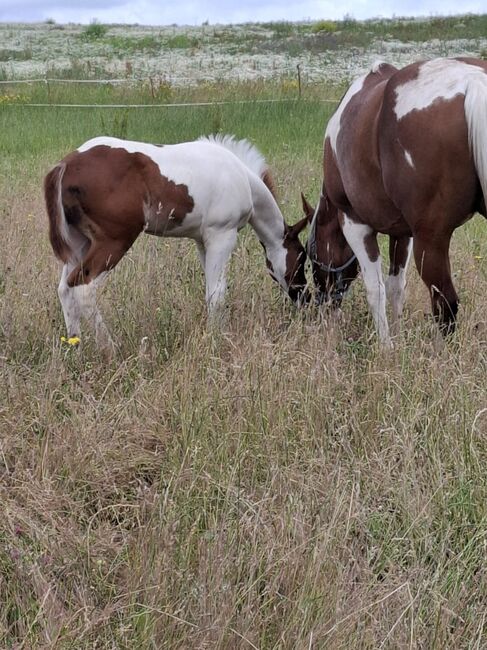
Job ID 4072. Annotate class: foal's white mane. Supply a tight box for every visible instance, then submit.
[198,134,268,179]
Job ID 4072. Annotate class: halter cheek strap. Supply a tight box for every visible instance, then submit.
[311,254,357,274]
[307,198,357,279]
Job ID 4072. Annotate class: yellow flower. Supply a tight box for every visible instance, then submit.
[61,336,81,346]
[474,255,483,261]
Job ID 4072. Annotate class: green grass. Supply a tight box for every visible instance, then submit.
[80,20,109,41]
[0,72,486,649]
[104,35,162,54]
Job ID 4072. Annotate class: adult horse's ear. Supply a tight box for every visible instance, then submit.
[300,192,315,222]
[285,215,309,239]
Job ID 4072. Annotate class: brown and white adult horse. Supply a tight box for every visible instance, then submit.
[303,57,487,345]
[45,134,308,351]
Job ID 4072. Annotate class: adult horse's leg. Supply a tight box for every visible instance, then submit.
[341,214,391,345]
[413,230,458,335]
[203,228,238,325]
[386,236,412,329]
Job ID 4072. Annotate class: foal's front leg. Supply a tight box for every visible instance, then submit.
[341,214,391,346]
[203,228,238,326]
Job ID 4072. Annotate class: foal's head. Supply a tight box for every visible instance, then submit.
[283,217,310,305]
[301,192,359,306]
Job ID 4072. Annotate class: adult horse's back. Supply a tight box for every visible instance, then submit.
[311,57,487,344]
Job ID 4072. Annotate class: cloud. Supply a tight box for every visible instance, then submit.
[0,0,485,25]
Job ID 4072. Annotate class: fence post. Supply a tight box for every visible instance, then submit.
[296,64,302,99]
[45,75,51,104]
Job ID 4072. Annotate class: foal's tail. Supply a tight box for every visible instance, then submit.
[464,73,487,207]
[44,163,72,263]
[199,134,277,198]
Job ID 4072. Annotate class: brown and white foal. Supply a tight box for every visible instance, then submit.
[305,57,487,345]
[45,134,308,351]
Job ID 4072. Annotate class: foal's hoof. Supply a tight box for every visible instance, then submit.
[380,336,394,350]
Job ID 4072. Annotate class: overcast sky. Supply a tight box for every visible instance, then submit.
[0,0,485,25]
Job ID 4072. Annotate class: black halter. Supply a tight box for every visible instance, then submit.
[307,205,356,302]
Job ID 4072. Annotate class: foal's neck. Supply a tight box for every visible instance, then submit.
[248,177,289,288]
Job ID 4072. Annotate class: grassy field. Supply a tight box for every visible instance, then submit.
[1,51,487,650]
[1,14,487,85]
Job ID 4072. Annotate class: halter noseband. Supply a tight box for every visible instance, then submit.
[307,197,357,302]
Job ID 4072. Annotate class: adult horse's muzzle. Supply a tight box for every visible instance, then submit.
[289,284,311,307]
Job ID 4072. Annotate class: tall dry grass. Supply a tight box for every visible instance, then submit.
[0,99,486,648]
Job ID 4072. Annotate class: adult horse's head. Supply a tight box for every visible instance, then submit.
[301,191,359,306]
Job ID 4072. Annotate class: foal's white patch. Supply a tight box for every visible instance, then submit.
[394,58,487,120]
[326,73,366,155]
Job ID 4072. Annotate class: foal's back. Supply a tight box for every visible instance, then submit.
[65,137,253,241]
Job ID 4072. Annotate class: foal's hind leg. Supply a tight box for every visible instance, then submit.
[341,215,391,345]
[58,263,114,352]
[413,231,458,335]
[60,239,133,351]
[386,236,412,330]
[203,228,238,326]
[58,262,84,341]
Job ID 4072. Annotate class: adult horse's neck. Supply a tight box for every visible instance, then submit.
[311,191,355,266]
[316,191,336,224]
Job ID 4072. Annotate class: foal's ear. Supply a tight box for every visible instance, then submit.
[300,192,315,222]
[286,215,309,239]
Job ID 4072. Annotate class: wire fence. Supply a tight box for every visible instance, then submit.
[6,99,339,108]
[0,77,187,84]
[0,75,340,108]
